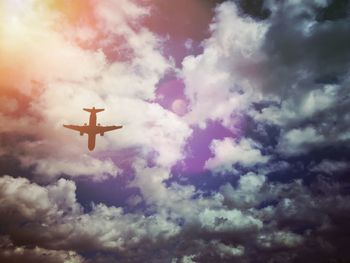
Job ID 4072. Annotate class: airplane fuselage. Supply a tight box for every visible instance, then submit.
[87,133,96,151]
[89,112,97,127]
[87,112,97,150]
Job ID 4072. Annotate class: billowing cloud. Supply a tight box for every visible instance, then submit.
[220,172,266,208]
[199,208,263,233]
[1,0,350,262]
[0,235,84,263]
[277,126,325,156]
[181,1,268,129]
[205,138,269,172]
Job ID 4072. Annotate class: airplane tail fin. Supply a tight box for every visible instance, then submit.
[83,108,104,113]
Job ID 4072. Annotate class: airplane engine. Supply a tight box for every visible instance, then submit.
[100,132,104,136]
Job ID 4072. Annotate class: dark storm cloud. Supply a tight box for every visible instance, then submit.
[179,0,350,262]
[317,0,350,21]
[132,173,350,263]
[0,235,84,263]
[189,175,350,263]
[247,0,350,159]
[259,2,350,96]
[235,0,271,20]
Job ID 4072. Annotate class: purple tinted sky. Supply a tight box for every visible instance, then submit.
[76,1,230,208]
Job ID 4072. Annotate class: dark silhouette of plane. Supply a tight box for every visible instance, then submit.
[63,107,122,151]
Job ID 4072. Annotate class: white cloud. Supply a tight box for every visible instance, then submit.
[252,85,340,126]
[106,100,192,167]
[0,175,180,252]
[205,137,269,172]
[73,204,180,251]
[277,126,325,155]
[26,155,120,181]
[0,175,53,222]
[212,241,245,258]
[131,160,223,223]
[220,172,266,208]
[181,1,268,128]
[177,255,197,263]
[199,208,263,233]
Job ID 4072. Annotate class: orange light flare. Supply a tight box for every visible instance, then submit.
[39,0,97,48]
[1,1,41,75]
[0,0,39,106]
[0,0,96,114]
[0,0,95,65]
[43,0,93,24]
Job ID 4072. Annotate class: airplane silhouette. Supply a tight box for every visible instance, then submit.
[63,107,122,151]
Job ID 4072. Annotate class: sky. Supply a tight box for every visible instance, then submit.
[1,0,350,262]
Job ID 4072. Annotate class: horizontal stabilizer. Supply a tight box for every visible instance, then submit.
[83,108,104,113]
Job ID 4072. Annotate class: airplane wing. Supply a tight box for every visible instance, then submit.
[96,125,123,134]
[63,125,89,133]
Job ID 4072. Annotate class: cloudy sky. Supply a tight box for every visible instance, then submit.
[1,0,350,262]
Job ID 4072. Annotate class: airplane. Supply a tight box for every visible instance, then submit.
[63,107,122,151]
